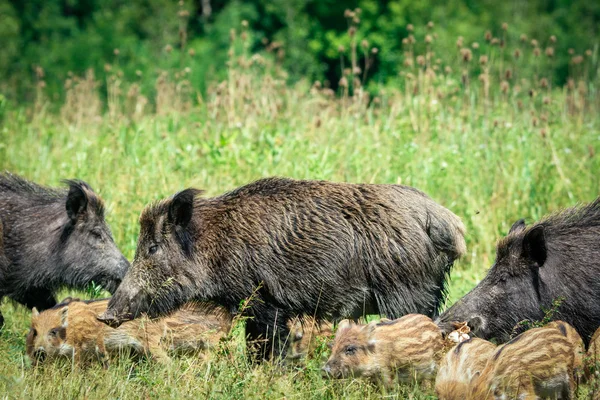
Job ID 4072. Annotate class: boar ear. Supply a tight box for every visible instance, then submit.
[31,307,39,318]
[336,319,352,334]
[60,307,69,327]
[522,225,547,267]
[508,219,526,235]
[64,180,89,223]
[168,188,202,229]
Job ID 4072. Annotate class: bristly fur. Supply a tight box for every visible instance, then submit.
[0,172,129,326]
[104,177,466,359]
[438,197,600,345]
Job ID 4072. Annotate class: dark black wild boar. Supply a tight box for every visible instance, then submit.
[0,173,129,326]
[437,198,600,345]
[99,177,466,359]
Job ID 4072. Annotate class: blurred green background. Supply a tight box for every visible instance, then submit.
[1,0,598,103]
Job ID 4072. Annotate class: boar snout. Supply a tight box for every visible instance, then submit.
[97,308,132,328]
[322,365,332,378]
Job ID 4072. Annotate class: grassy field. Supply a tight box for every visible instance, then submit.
[0,32,599,399]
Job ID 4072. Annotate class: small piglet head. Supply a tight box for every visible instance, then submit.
[27,306,71,364]
[60,180,130,294]
[322,320,377,379]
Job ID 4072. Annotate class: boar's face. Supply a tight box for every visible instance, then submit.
[99,189,206,327]
[27,307,71,364]
[323,320,377,379]
[437,220,548,342]
[59,181,130,294]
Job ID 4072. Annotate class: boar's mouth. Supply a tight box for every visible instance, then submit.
[97,309,134,327]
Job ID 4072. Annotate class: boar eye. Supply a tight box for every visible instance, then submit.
[31,328,37,337]
[149,245,159,255]
[49,328,59,338]
[345,345,357,356]
[91,229,102,240]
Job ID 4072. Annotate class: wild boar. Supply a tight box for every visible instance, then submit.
[27,298,231,366]
[585,326,600,381]
[469,325,576,399]
[0,173,129,326]
[435,338,497,400]
[286,316,333,361]
[545,320,585,379]
[437,198,600,345]
[99,177,466,358]
[322,314,444,387]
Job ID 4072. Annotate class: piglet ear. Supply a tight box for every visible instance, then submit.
[336,319,352,335]
[168,188,202,229]
[522,225,547,267]
[64,180,89,223]
[60,307,69,327]
[508,218,526,235]
[32,307,39,318]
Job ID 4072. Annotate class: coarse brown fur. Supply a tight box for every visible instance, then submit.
[0,173,129,326]
[323,314,444,388]
[27,299,232,366]
[286,316,333,361]
[546,320,585,380]
[470,326,576,400]
[438,199,600,345]
[101,177,466,359]
[435,338,497,400]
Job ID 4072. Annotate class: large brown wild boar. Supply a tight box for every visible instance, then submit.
[469,325,577,399]
[322,314,444,387]
[0,173,129,326]
[437,199,600,345]
[435,338,497,400]
[99,177,466,358]
[27,298,231,366]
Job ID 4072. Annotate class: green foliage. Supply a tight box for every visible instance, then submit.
[1,0,599,102]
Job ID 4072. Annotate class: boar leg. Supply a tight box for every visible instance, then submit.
[245,306,291,361]
[13,288,56,311]
[95,336,109,369]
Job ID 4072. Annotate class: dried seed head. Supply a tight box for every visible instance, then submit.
[445,66,452,74]
[491,38,500,46]
[572,55,584,65]
[348,26,356,37]
[136,70,142,77]
[540,128,547,138]
[229,29,236,42]
[533,47,541,57]
[485,31,492,41]
[502,22,508,31]
[404,58,414,67]
[344,9,353,18]
[549,35,557,43]
[178,10,189,18]
[104,63,112,72]
[456,36,464,48]
[425,35,433,44]
[479,55,488,65]
[586,49,593,57]
[408,35,416,44]
[353,16,360,24]
[402,38,409,46]
[514,49,521,59]
[500,80,509,94]
[505,69,512,80]
[361,39,369,49]
[113,48,120,56]
[241,31,248,41]
[540,77,549,88]
[371,47,379,55]
[407,24,414,32]
[339,76,348,88]
[241,20,249,28]
[355,8,362,14]
[344,68,351,76]
[417,55,426,66]
[545,47,554,57]
[520,34,527,42]
[567,78,575,90]
[472,42,479,49]
[532,117,539,127]
[568,48,575,55]
[427,21,434,29]
[35,66,45,78]
[531,39,538,47]
[353,66,362,75]
[543,96,550,105]
[461,48,472,62]
[313,81,322,89]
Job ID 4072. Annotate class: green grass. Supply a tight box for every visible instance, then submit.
[0,46,599,399]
